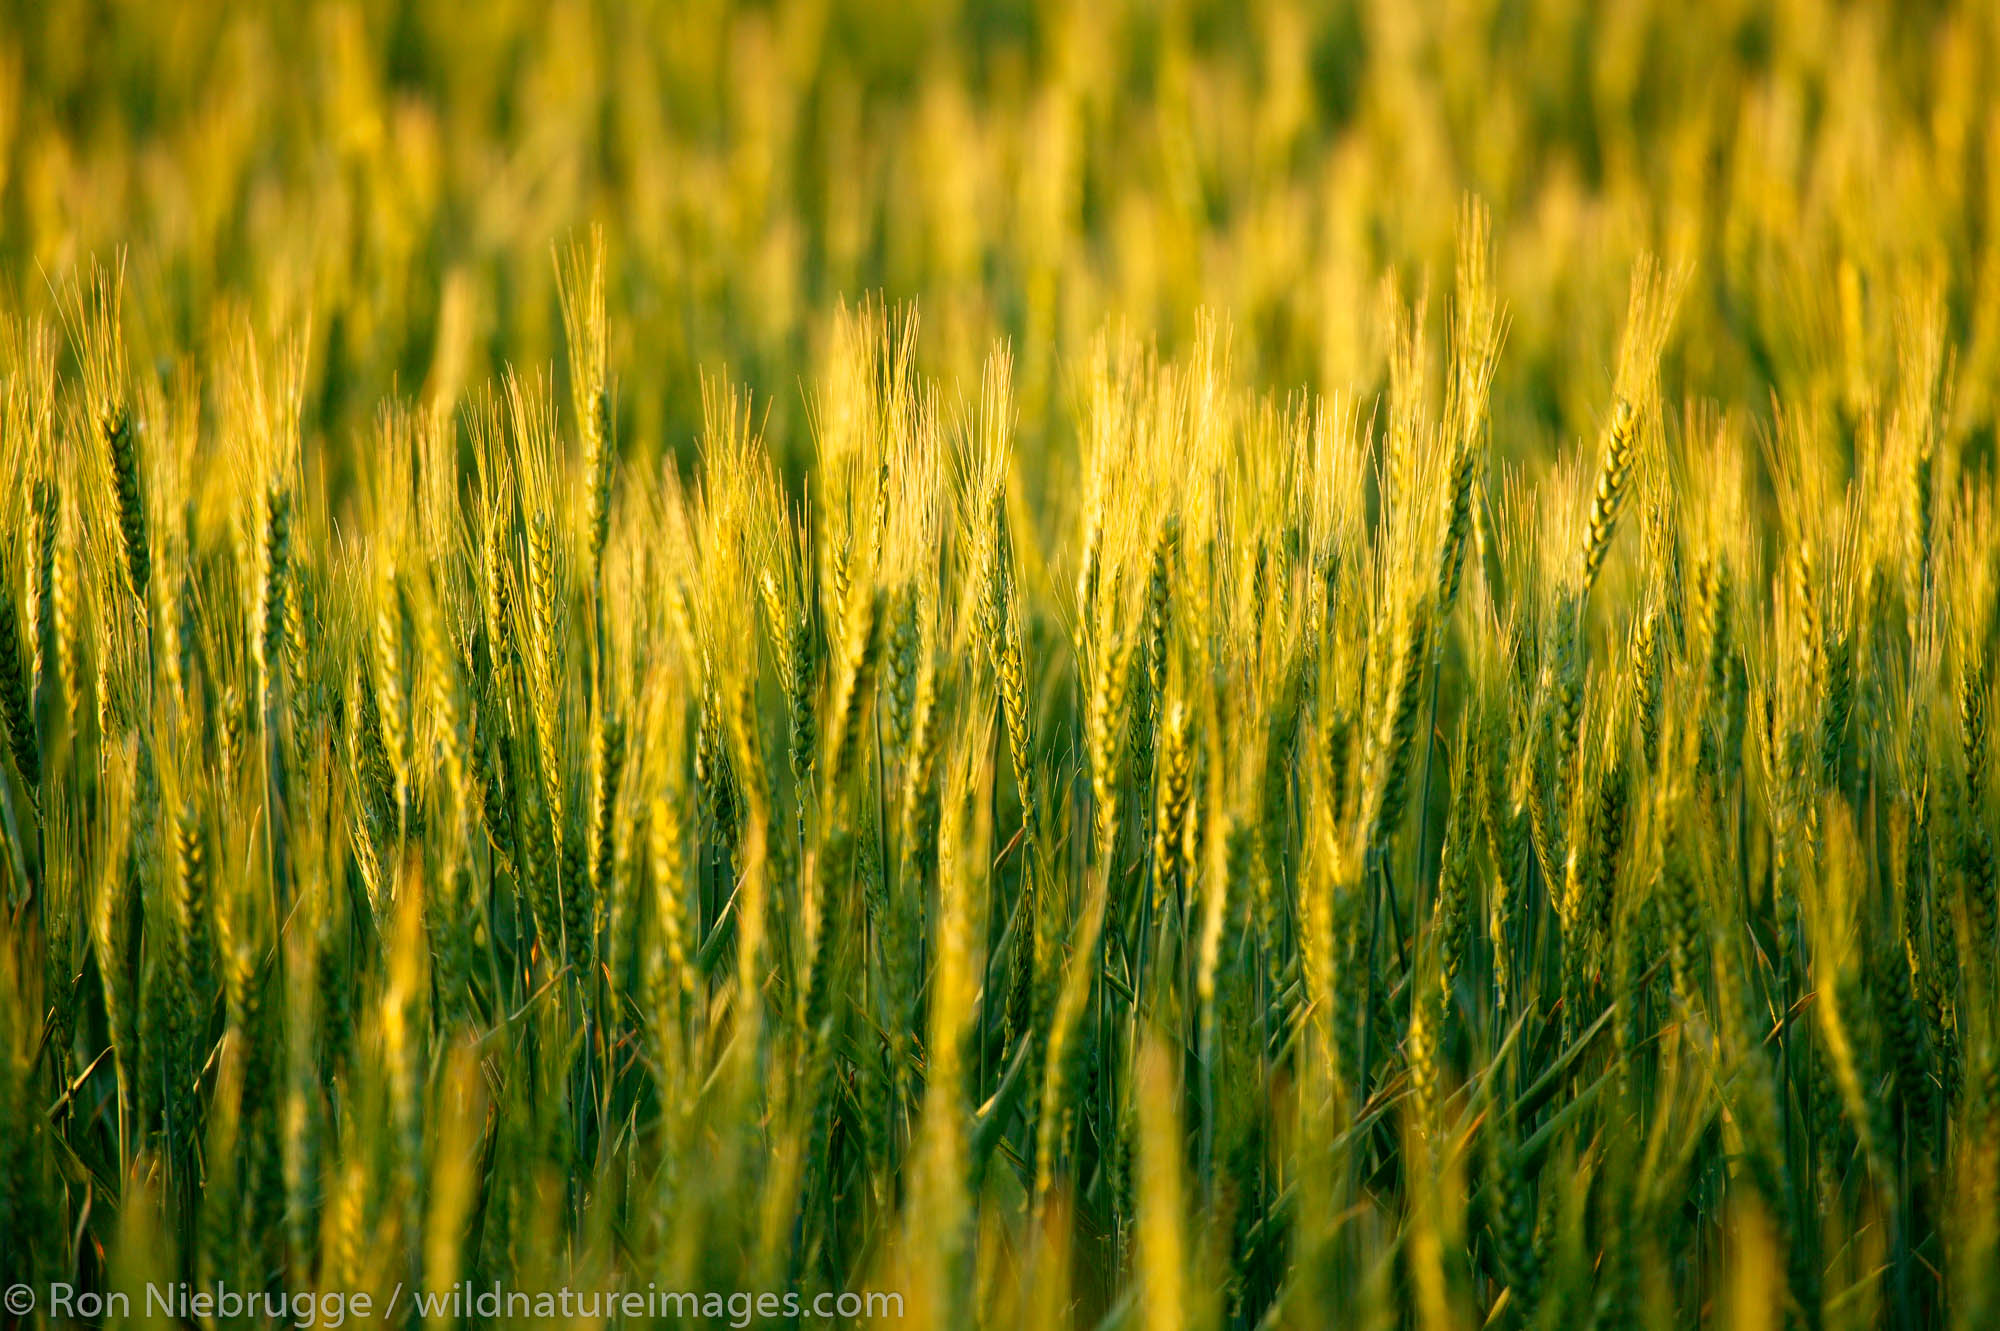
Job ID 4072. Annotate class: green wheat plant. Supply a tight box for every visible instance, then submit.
[4,3,2000,1329]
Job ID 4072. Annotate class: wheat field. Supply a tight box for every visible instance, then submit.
[2,1,1998,1327]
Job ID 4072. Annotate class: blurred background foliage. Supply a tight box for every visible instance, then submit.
[5,0,1996,512]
